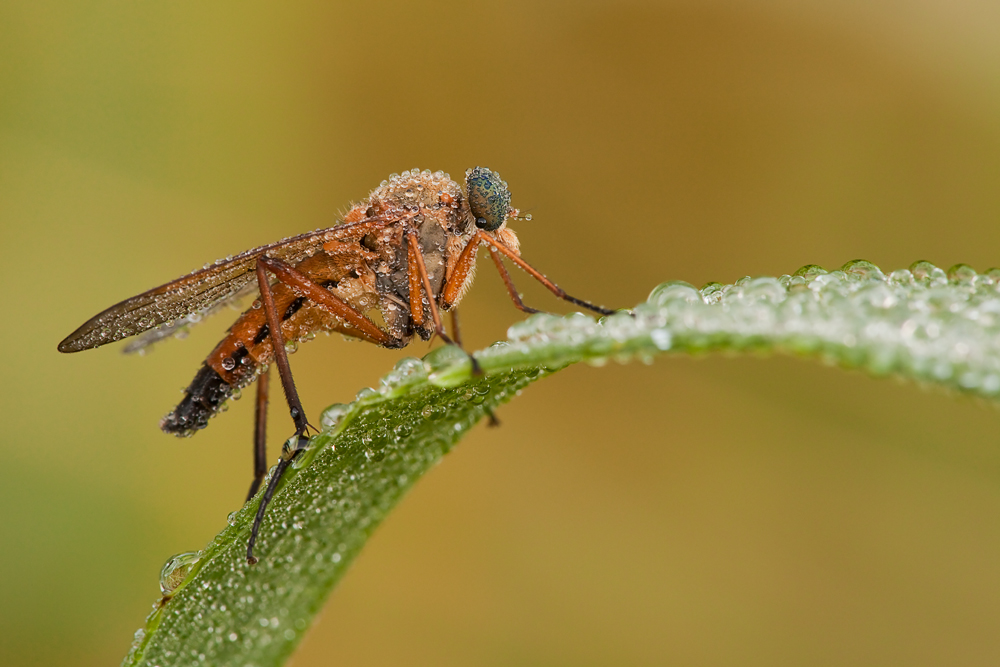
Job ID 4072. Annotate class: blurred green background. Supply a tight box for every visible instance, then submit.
[4,1,1000,665]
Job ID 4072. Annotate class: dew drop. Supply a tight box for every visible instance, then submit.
[320,403,351,429]
[700,282,725,303]
[650,328,672,350]
[647,281,702,307]
[355,387,379,401]
[159,550,202,596]
[947,263,977,285]
[910,260,947,285]
[887,269,914,286]
[841,259,885,282]
[793,264,827,279]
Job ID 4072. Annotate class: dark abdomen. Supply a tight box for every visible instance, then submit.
[160,363,235,436]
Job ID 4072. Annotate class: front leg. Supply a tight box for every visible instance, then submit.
[488,246,542,314]
[406,231,482,376]
[444,231,614,316]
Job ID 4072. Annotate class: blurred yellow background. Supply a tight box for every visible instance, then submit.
[4,1,1000,665]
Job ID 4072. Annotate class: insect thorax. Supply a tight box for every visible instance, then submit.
[352,170,476,341]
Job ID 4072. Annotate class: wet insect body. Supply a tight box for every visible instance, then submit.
[59,167,613,563]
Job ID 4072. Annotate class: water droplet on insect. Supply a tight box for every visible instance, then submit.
[221,357,236,371]
[159,550,202,596]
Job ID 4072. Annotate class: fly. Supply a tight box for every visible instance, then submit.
[58,167,614,563]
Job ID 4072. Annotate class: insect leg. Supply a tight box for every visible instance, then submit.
[444,306,498,426]
[481,233,616,316]
[247,432,309,565]
[244,260,315,564]
[245,368,270,502]
[255,260,311,437]
[440,232,483,310]
[406,231,483,375]
[256,256,397,347]
[407,239,426,330]
[449,309,463,348]
[405,231,457,346]
[487,247,542,314]
[247,256,404,564]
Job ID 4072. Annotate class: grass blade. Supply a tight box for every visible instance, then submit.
[124,260,1000,666]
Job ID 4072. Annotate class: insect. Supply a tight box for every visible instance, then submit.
[59,167,614,563]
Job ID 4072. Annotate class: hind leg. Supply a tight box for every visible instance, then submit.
[245,368,270,501]
[246,256,403,564]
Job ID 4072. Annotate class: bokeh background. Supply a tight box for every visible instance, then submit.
[4,1,1000,665]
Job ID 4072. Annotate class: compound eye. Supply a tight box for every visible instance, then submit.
[466,166,511,232]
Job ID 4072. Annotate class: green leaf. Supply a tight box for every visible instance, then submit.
[123,260,1000,667]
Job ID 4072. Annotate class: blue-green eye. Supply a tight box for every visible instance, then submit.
[465,166,512,232]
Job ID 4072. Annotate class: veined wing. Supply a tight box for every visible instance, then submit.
[58,223,369,353]
[119,287,254,355]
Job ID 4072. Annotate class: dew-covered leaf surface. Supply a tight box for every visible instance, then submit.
[124,260,1000,667]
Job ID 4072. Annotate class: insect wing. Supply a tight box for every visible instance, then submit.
[120,290,253,355]
[58,227,341,353]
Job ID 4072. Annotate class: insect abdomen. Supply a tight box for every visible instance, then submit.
[161,363,235,436]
